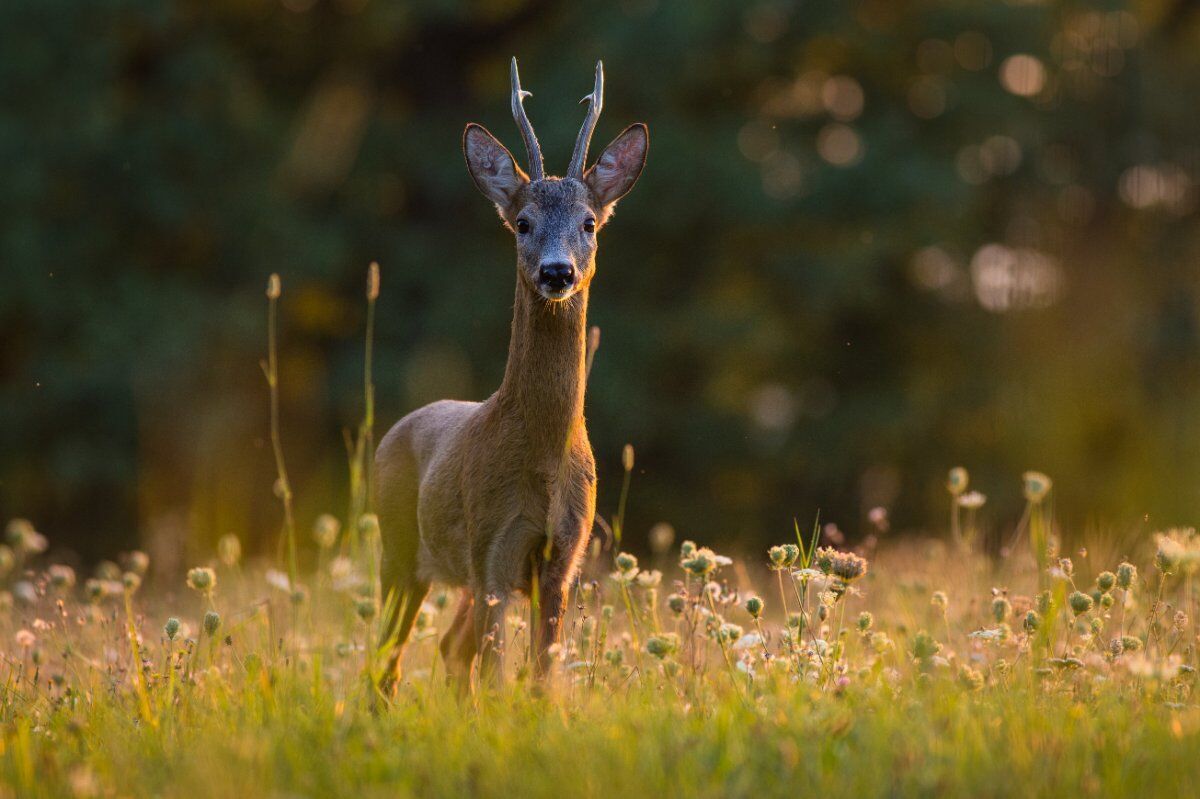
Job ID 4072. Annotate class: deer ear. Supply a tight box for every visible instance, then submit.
[463,123,528,210]
[585,123,648,207]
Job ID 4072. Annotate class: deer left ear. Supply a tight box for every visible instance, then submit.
[585,123,648,208]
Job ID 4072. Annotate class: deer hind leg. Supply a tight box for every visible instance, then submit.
[438,590,477,694]
[376,475,429,695]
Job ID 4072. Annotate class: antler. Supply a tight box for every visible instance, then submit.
[510,57,544,181]
[567,61,604,180]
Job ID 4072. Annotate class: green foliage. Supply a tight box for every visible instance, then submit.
[3,1,1200,556]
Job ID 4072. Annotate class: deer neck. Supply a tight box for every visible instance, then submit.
[496,278,589,454]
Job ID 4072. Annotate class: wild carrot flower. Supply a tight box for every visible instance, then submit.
[15,629,36,649]
[48,564,76,590]
[813,547,868,582]
[957,491,986,510]
[745,596,764,619]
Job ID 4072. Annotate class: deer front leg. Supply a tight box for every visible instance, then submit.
[473,590,508,688]
[534,473,596,680]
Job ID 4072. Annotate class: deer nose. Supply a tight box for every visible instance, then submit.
[538,262,575,291]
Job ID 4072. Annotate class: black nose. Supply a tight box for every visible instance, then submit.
[538,262,575,291]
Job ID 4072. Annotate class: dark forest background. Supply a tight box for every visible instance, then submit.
[3,0,1200,569]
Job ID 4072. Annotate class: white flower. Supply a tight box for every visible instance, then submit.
[732,632,763,651]
[265,569,292,592]
[958,491,987,509]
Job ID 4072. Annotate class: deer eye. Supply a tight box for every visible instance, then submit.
[516,219,530,234]
[583,218,596,234]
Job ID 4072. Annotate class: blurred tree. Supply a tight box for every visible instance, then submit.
[1,0,1198,564]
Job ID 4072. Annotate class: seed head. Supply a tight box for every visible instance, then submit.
[645,634,679,659]
[355,598,376,621]
[1096,571,1116,593]
[125,550,150,575]
[358,513,381,542]
[622,444,635,472]
[1058,558,1074,577]
[1068,591,1093,616]
[203,611,221,637]
[992,595,1012,623]
[48,564,76,590]
[267,273,281,299]
[614,552,638,575]
[313,514,341,549]
[667,594,685,615]
[187,567,216,593]
[218,534,242,567]
[931,591,948,611]
[717,623,743,644]
[1023,610,1040,632]
[1099,593,1114,609]
[122,572,141,592]
[857,611,873,632]
[1120,635,1142,653]
[367,262,380,300]
[1021,471,1052,504]
[164,617,181,640]
[1116,561,1137,590]
[911,630,942,661]
[745,596,764,619]
[947,467,969,496]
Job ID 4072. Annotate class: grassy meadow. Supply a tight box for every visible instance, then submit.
[3,276,1200,798]
[2,485,1199,798]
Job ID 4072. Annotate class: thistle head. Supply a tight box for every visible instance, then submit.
[203,610,221,637]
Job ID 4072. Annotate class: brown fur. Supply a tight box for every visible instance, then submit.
[376,61,647,693]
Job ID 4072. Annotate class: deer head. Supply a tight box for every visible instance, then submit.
[463,59,648,302]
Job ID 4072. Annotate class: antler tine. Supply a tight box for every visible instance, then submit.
[567,60,604,180]
[510,57,544,181]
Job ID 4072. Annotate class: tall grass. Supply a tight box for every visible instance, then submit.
[0,274,1197,797]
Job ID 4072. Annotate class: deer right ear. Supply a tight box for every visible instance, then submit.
[463,124,528,211]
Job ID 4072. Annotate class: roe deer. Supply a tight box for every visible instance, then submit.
[376,58,648,691]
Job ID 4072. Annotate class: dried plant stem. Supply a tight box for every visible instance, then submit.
[264,273,299,586]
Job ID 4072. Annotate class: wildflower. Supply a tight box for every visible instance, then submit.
[931,591,948,611]
[186,567,216,593]
[667,594,686,615]
[1058,558,1074,577]
[1096,571,1116,593]
[218,534,242,567]
[313,514,341,549]
[1068,591,1093,616]
[1154,531,1186,575]
[6,519,35,549]
[648,523,675,554]
[15,629,35,648]
[911,630,942,662]
[1099,593,1114,610]
[857,611,873,632]
[947,467,969,496]
[1035,591,1052,615]
[358,513,381,542]
[645,634,679,659]
[745,596,764,619]
[126,550,150,575]
[84,579,106,603]
[1174,610,1189,632]
[767,546,789,569]
[732,632,763,651]
[1108,637,1124,657]
[868,506,889,533]
[1116,561,1137,590]
[355,598,376,621]
[813,547,868,582]
[958,665,984,691]
[717,623,743,644]
[991,595,1012,623]
[164,617,181,640]
[614,552,638,575]
[48,564,76,590]
[1022,471,1052,503]
[679,540,697,559]
[957,491,986,510]
[635,569,662,588]
[122,572,141,593]
[203,611,221,637]
[1120,635,1142,653]
[1023,610,1040,632]
[681,547,730,577]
